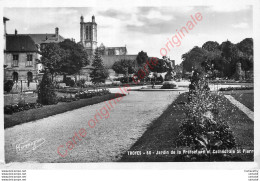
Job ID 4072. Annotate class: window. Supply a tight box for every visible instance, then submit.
[13,54,19,67]
[27,54,33,66]
[13,72,18,82]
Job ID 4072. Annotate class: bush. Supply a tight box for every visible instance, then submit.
[37,72,58,105]
[65,77,75,87]
[219,86,253,91]
[161,84,176,89]
[157,75,164,83]
[76,79,86,87]
[4,80,14,93]
[4,102,42,114]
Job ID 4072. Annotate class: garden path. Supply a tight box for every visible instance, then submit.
[5,90,182,163]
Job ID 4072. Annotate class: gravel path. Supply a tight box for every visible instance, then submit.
[224,95,254,121]
[5,90,181,163]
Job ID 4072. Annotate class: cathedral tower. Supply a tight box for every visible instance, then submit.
[80,15,97,55]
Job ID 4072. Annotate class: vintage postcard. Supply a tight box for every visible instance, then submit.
[0,0,259,174]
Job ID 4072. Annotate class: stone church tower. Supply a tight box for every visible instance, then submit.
[80,15,97,55]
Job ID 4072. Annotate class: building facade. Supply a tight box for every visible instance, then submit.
[4,34,40,83]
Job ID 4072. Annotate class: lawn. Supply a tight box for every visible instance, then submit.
[4,93,125,129]
[120,92,254,162]
[227,91,254,111]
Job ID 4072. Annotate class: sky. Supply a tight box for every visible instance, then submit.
[4,6,253,64]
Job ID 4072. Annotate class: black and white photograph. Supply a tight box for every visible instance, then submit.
[2,4,256,163]
[1,0,259,180]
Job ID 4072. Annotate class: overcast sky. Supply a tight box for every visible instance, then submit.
[4,6,252,64]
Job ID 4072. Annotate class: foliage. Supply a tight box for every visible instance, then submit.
[176,70,236,160]
[182,46,207,72]
[150,58,168,73]
[202,41,219,52]
[161,83,177,89]
[37,72,58,105]
[59,39,89,76]
[112,59,136,75]
[181,38,254,79]
[75,89,111,99]
[64,77,75,87]
[4,80,14,93]
[90,49,109,84]
[40,43,66,77]
[219,86,253,91]
[76,79,86,87]
[4,102,42,115]
[136,51,148,65]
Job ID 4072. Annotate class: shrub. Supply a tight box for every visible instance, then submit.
[157,75,164,83]
[76,79,86,87]
[4,80,14,93]
[4,102,42,114]
[65,77,75,87]
[161,84,177,89]
[219,86,253,91]
[37,72,58,105]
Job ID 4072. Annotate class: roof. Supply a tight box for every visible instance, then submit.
[5,35,38,52]
[3,17,9,22]
[21,34,65,44]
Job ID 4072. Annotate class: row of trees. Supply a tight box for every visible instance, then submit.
[181,38,253,78]
[41,39,109,85]
[112,51,171,82]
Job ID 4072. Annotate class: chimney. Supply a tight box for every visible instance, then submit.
[55,27,59,41]
[92,15,95,23]
[80,15,84,23]
[15,29,17,35]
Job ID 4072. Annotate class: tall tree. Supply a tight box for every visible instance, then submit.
[136,51,148,66]
[112,59,136,75]
[40,43,66,80]
[182,46,207,72]
[90,49,109,85]
[59,39,89,81]
[150,58,168,73]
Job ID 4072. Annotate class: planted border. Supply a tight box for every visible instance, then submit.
[4,93,125,129]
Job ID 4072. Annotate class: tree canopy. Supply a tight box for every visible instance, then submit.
[112,59,136,75]
[59,39,89,75]
[40,43,66,77]
[40,39,89,81]
[136,51,148,65]
[181,38,253,78]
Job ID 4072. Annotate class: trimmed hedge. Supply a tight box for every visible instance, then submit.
[4,93,125,129]
[219,86,253,91]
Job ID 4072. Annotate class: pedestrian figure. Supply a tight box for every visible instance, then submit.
[152,81,155,89]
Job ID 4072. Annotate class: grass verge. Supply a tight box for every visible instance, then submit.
[119,92,253,162]
[228,91,254,111]
[4,93,125,129]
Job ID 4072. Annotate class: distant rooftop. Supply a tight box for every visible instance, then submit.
[20,34,65,45]
[5,35,38,52]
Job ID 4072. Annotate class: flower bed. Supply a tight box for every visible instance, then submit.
[4,93,125,129]
[4,102,42,115]
[58,89,110,102]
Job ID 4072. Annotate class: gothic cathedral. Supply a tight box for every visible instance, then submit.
[80,15,97,55]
